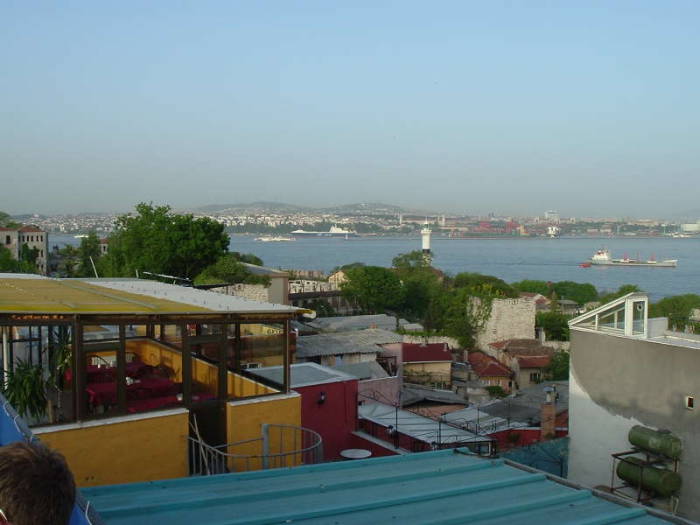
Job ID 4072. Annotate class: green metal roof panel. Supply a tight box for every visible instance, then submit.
[83,449,678,525]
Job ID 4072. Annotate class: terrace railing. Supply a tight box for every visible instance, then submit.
[189,423,323,475]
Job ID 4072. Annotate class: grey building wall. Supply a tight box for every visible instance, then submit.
[18,231,49,274]
[2,229,48,274]
[568,328,700,520]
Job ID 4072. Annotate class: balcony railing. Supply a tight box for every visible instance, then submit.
[189,424,323,475]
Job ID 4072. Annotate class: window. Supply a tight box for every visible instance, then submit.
[529,372,541,383]
[4,236,9,245]
[686,396,694,410]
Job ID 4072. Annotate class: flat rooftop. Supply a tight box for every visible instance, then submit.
[0,275,300,315]
[296,328,401,358]
[248,362,356,388]
[83,448,679,524]
[359,402,488,445]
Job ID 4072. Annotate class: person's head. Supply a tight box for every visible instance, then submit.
[0,441,76,525]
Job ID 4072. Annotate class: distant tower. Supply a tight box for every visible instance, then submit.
[421,219,432,266]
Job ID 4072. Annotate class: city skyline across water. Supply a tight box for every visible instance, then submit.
[52,234,699,301]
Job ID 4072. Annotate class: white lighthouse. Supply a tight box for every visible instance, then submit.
[421,219,432,266]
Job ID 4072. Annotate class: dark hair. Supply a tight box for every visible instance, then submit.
[0,441,76,525]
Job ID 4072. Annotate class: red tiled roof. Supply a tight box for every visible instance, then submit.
[517,355,551,368]
[468,352,513,378]
[488,340,509,351]
[0,227,16,232]
[402,343,452,363]
[18,225,43,233]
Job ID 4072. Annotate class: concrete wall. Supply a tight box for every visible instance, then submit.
[401,335,460,349]
[36,409,189,487]
[517,367,542,390]
[568,329,700,520]
[318,352,377,367]
[212,283,270,303]
[475,297,535,350]
[543,341,570,352]
[267,276,289,305]
[210,277,288,305]
[403,362,452,386]
[358,376,401,406]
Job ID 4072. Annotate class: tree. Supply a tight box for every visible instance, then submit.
[77,232,101,277]
[341,266,404,314]
[102,203,229,279]
[332,261,365,273]
[598,284,641,304]
[194,254,269,286]
[545,351,570,380]
[551,281,598,305]
[536,311,570,341]
[54,245,80,277]
[0,245,38,274]
[0,211,20,228]
[650,294,700,320]
[512,279,551,296]
[229,252,264,266]
[19,243,39,267]
[392,250,425,270]
[392,251,443,327]
[452,273,519,298]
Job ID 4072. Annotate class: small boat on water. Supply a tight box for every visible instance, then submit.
[255,236,295,242]
[584,249,677,268]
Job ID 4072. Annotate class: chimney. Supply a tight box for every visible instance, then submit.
[540,386,556,440]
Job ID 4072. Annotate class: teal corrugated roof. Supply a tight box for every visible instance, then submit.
[83,449,676,525]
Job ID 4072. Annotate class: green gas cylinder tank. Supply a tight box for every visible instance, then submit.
[628,426,682,460]
[617,457,681,497]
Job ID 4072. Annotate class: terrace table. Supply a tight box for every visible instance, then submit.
[86,377,177,406]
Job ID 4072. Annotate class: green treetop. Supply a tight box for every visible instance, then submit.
[101,203,229,279]
[341,266,404,314]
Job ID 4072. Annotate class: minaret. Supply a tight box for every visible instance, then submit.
[421,219,432,266]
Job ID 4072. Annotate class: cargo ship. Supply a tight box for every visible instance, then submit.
[290,226,357,238]
[586,249,677,267]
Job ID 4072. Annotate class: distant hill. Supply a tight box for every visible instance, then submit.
[195,201,432,215]
[195,202,309,213]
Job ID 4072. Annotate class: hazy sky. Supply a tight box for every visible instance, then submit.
[1,1,698,217]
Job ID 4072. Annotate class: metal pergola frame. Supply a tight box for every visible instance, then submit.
[0,311,296,426]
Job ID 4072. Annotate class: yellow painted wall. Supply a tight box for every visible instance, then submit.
[128,338,277,398]
[228,373,278,398]
[37,411,189,487]
[226,394,301,471]
[403,362,451,376]
[482,376,512,391]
